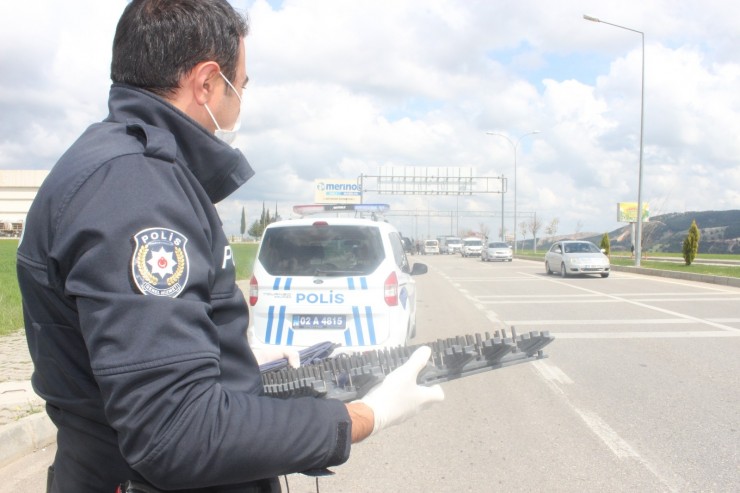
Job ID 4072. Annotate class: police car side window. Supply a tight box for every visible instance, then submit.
[389,232,410,273]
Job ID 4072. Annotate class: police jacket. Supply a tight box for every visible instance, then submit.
[17,84,352,492]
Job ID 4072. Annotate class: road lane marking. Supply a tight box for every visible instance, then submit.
[607,273,740,293]
[481,299,622,304]
[532,360,573,384]
[479,297,739,303]
[552,331,739,339]
[435,260,705,490]
[574,408,642,459]
[477,293,740,300]
[508,318,697,325]
[530,274,740,334]
[477,296,739,303]
[533,362,684,492]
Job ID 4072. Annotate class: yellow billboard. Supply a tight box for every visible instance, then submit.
[617,202,649,223]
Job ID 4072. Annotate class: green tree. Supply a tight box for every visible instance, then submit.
[247,202,280,240]
[247,202,267,240]
[240,206,247,239]
[682,219,700,265]
[599,233,610,256]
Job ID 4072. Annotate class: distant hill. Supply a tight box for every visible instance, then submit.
[579,210,740,254]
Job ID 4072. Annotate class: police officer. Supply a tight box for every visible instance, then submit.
[16,1,443,491]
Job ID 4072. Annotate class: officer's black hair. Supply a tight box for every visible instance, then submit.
[111,0,249,98]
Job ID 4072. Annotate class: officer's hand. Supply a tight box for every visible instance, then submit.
[251,346,300,368]
[359,346,444,436]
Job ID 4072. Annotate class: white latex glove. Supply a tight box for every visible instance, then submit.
[251,346,300,368]
[360,346,444,435]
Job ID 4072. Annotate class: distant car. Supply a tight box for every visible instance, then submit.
[482,241,513,262]
[248,214,428,354]
[545,240,610,278]
[444,236,463,255]
[423,239,440,255]
[461,237,483,257]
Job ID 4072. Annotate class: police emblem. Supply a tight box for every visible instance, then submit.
[131,228,189,297]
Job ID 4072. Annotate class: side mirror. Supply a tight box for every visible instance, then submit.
[601,249,606,254]
[410,263,428,276]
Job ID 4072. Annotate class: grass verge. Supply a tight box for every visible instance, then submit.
[1,240,260,337]
[610,257,740,277]
[0,240,23,337]
[232,242,258,281]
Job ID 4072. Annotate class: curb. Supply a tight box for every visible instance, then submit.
[611,264,740,288]
[0,412,56,468]
[0,380,56,467]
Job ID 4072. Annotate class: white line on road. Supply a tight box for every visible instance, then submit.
[436,262,688,489]
[478,296,739,303]
[532,361,684,492]
[508,318,697,325]
[531,274,740,334]
[551,331,739,339]
[477,292,740,300]
[532,360,573,384]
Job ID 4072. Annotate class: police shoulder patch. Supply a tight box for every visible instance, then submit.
[131,227,189,297]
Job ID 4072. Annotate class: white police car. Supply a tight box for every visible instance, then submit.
[247,204,428,354]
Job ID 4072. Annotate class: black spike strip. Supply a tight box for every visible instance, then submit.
[261,330,554,401]
[515,330,554,355]
[479,335,515,363]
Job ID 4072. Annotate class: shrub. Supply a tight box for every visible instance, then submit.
[682,220,700,265]
[600,233,610,256]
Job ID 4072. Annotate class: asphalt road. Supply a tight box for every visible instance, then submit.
[3,255,738,492]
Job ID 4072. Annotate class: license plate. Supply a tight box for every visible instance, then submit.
[292,314,347,329]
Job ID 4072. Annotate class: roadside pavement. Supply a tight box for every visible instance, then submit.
[0,330,56,468]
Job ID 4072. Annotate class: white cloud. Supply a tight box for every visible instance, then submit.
[2,0,739,239]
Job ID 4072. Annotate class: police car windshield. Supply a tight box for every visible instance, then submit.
[259,225,384,276]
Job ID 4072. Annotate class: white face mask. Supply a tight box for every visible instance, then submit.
[204,71,242,145]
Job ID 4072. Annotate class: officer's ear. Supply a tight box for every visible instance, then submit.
[189,61,222,106]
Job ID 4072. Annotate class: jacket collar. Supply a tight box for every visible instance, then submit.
[105,84,254,203]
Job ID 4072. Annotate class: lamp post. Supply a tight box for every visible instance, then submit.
[486,130,540,254]
[584,14,645,267]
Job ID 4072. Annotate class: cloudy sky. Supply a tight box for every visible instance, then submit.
[1,0,738,241]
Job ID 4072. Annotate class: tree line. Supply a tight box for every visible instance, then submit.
[240,203,280,240]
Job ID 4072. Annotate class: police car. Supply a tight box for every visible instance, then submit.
[247,204,428,354]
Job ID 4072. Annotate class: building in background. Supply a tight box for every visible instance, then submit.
[0,170,49,236]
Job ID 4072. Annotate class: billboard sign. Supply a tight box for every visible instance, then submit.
[314,179,362,204]
[617,202,649,223]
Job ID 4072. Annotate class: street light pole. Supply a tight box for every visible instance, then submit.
[584,14,645,267]
[500,174,505,241]
[486,131,540,255]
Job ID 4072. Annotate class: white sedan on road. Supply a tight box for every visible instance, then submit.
[545,240,610,278]
[481,241,513,262]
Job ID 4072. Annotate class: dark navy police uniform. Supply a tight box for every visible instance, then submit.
[17,85,351,492]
